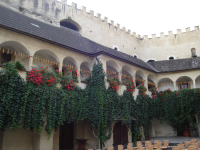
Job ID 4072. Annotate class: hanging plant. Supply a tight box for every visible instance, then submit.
[2,61,200,144]
[149,86,158,99]
[15,61,26,71]
[138,83,147,96]
[27,66,59,87]
[72,70,79,82]
[125,80,136,93]
[60,72,76,90]
[107,75,121,91]
[55,68,63,78]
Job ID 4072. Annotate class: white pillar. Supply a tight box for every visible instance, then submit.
[58,62,62,72]
[28,57,33,71]
[118,71,122,82]
[173,81,176,91]
[144,78,148,90]
[77,64,80,83]
[193,80,196,89]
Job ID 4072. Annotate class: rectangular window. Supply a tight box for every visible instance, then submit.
[1,53,12,64]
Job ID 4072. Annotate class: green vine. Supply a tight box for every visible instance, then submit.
[1,61,200,144]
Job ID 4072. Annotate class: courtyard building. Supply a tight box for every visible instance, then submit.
[0,1,200,150]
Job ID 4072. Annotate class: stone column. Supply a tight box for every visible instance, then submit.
[173,81,176,91]
[193,80,196,89]
[28,57,33,71]
[118,71,122,82]
[58,62,63,72]
[32,114,55,150]
[144,78,148,90]
[77,64,80,83]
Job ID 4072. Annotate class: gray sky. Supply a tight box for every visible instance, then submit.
[65,0,200,38]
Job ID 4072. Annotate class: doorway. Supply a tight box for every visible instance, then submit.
[113,121,128,147]
[59,122,74,150]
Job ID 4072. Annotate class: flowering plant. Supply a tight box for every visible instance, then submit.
[72,70,79,82]
[125,80,135,93]
[149,86,158,98]
[60,72,76,90]
[138,83,147,96]
[26,68,44,86]
[158,88,172,102]
[27,66,59,86]
[55,68,62,78]
[166,88,172,94]
[107,76,121,91]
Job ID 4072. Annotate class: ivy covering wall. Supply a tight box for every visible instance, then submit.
[0,61,200,144]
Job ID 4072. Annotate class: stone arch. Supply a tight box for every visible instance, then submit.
[176,76,193,89]
[135,70,145,86]
[62,57,78,76]
[33,49,60,71]
[113,121,128,147]
[121,65,134,85]
[158,78,174,92]
[147,74,156,90]
[80,62,91,82]
[0,41,30,55]
[195,75,200,88]
[0,41,30,70]
[60,19,82,33]
[106,60,120,79]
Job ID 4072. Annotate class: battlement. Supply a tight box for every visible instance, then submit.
[140,26,199,42]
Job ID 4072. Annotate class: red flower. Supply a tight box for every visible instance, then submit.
[46,66,48,69]
[69,70,71,72]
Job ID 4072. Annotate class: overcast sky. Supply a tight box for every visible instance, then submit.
[65,0,200,38]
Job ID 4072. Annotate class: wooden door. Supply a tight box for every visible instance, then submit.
[113,121,128,147]
[59,122,74,150]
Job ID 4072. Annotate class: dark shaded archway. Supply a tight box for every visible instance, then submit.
[59,122,74,150]
[113,121,128,147]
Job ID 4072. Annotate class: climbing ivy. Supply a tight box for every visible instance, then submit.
[1,61,200,144]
